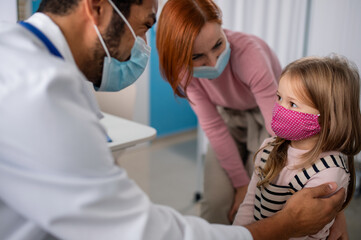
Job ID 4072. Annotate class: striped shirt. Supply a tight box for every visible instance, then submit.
[234,137,350,240]
[254,145,348,221]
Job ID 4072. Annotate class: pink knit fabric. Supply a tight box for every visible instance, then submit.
[184,30,282,188]
[271,103,321,141]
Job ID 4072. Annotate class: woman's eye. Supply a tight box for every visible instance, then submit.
[192,55,200,61]
[213,41,222,49]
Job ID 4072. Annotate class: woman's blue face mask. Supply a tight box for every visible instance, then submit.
[94,0,151,92]
[192,41,231,80]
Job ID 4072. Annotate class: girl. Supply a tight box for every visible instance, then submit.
[233,55,361,239]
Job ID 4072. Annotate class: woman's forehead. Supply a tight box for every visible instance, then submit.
[192,22,223,53]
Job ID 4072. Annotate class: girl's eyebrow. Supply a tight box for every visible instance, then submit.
[288,95,299,102]
[277,91,299,102]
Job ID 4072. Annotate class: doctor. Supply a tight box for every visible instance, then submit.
[0,0,345,239]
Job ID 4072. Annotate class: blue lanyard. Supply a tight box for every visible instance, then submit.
[18,21,113,143]
[18,21,64,59]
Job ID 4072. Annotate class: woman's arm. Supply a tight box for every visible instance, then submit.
[186,79,250,188]
[328,211,349,240]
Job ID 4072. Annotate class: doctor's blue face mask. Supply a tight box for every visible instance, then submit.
[192,40,231,80]
[94,0,151,92]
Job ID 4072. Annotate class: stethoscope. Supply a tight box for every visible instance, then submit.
[18,21,64,59]
[18,21,113,143]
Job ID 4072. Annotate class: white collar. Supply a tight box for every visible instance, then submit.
[26,13,103,119]
[26,12,76,65]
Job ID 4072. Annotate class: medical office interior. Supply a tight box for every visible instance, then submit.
[1,0,361,238]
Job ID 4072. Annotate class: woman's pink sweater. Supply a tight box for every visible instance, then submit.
[185,29,282,188]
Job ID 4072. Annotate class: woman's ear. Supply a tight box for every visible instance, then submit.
[84,0,113,29]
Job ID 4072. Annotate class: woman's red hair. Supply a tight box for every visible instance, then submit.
[156,0,222,98]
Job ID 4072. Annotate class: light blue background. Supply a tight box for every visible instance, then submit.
[149,27,197,137]
[32,0,41,13]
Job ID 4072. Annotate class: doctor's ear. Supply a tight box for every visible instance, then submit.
[84,0,113,27]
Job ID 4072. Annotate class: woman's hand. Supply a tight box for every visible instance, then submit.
[328,211,349,240]
[228,185,248,223]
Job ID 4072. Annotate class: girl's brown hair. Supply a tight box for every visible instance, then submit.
[156,0,222,98]
[259,55,361,209]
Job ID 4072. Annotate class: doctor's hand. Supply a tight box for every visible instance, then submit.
[281,182,345,237]
[228,185,248,223]
[245,183,345,240]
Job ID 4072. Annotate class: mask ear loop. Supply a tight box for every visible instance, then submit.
[108,0,137,40]
[93,24,112,64]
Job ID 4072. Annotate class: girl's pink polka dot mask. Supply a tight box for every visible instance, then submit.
[271,103,321,141]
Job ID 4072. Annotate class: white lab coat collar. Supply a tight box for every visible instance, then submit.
[26,13,103,119]
[26,13,76,65]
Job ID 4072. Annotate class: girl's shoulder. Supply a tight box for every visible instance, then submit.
[254,137,277,167]
[289,152,350,192]
[310,152,348,173]
[260,136,277,149]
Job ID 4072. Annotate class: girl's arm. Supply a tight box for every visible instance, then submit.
[302,167,349,239]
[233,171,259,225]
[233,138,273,225]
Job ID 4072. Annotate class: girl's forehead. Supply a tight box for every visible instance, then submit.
[279,75,304,97]
[279,74,316,108]
[279,75,302,91]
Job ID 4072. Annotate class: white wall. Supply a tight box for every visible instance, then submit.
[133,64,150,125]
[216,0,361,70]
[0,2,17,23]
[215,0,308,68]
[307,0,361,70]
[307,0,361,141]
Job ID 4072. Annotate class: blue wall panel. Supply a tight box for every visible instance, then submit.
[32,0,41,13]
[149,27,197,137]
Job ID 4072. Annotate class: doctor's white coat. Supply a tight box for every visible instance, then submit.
[0,13,252,240]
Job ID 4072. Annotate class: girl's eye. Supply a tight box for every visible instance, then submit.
[277,95,282,101]
[291,102,298,108]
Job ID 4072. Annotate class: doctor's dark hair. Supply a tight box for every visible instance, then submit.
[37,0,143,24]
[156,0,222,99]
[38,0,143,47]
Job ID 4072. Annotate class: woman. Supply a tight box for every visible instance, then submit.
[156,0,281,224]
